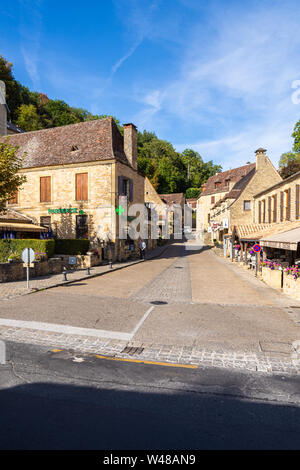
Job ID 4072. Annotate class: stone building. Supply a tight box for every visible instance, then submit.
[253,170,300,262]
[197,148,282,243]
[0,117,151,260]
[196,162,256,237]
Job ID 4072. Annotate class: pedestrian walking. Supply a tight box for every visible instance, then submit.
[140,239,147,260]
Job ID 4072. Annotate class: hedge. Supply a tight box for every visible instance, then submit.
[0,239,55,263]
[54,239,90,255]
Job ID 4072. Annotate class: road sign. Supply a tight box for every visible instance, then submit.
[253,244,262,253]
[21,248,35,289]
[21,248,35,264]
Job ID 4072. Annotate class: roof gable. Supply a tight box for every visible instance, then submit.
[201,163,256,197]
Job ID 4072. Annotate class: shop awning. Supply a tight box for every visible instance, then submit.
[0,222,47,232]
[261,226,300,251]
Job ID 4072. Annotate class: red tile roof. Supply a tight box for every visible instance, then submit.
[201,163,256,197]
[159,193,185,208]
[1,117,129,169]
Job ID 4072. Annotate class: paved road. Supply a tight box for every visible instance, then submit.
[0,341,300,450]
[0,241,299,371]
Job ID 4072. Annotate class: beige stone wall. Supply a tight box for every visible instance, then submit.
[8,161,116,243]
[254,173,300,224]
[144,177,163,206]
[230,154,281,225]
[196,191,227,233]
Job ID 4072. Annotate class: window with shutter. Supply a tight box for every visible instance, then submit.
[272,195,277,223]
[258,201,261,223]
[284,189,290,220]
[280,192,284,221]
[268,197,271,223]
[296,185,300,220]
[8,191,18,205]
[262,199,266,223]
[76,173,88,201]
[40,176,51,203]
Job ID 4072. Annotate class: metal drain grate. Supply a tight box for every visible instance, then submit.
[150,300,168,305]
[121,346,144,355]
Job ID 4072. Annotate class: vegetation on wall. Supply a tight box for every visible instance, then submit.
[0,239,55,262]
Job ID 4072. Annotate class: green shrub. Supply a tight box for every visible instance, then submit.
[0,239,55,263]
[54,239,90,255]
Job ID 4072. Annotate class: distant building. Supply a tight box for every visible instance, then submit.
[197,149,282,243]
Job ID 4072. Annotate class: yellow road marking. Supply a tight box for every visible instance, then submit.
[50,348,198,369]
[94,354,198,369]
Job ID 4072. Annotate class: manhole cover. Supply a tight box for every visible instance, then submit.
[121,346,144,355]
[150,300,168,305]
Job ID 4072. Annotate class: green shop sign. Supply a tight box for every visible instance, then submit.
[48,208,85,214]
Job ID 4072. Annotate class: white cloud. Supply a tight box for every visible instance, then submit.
[18,0,42,88]
[131,1,300,168]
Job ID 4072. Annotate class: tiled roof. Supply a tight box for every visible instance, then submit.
[159,193,185,207]
[0,208,34,223]
[232,221,300,240]
[200,163,256,197]
[1,117,129,169]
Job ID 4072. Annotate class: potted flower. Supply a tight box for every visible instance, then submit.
[283,265,300,299]
[260,259,283,289]
[34,251,47,262]
[7,253,21,263]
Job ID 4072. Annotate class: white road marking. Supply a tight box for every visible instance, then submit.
[0,318,132,341]
[130,306,155,336]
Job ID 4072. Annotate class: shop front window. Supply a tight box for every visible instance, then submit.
[76,214,88,239]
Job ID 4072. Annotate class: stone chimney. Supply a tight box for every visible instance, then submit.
[123,123,137,170]
[0,81,7,136]
[255,148,267,171]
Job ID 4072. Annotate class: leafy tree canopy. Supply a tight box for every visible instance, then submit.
[1,53,222,196]
[0,139,26,212]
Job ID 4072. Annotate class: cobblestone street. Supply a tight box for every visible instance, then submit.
[0,240,300,374]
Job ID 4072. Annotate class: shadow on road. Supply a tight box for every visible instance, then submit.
[0,380,300,450]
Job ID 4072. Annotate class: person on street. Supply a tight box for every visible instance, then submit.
[140,239,147,260]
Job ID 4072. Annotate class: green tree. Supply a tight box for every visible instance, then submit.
[16,104,42,131]
[0,139,26,212]
[185,187,202,198]
[292,119,300,154]
[278,151,300,179]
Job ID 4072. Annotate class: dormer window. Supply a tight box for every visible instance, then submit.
[71,145,79,151]
[215,182,221,189]
[225,179,230,187]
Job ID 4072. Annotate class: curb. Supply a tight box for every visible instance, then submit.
[9,241,173,298]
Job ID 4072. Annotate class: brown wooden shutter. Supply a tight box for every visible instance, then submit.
[296,185,300,219]
[8,191,18,204]
[268,197,272,222]
[273,195,277,223]
[287,188,291,220]
[40,176,51,202]
[258,201,261,223]
[280,191,284,221]
[76,173,88,201]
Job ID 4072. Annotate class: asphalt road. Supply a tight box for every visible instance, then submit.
[1,341,300,450]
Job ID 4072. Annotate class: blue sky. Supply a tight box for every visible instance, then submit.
[1,0,300,170]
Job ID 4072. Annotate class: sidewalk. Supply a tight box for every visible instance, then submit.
[0,242,171,300]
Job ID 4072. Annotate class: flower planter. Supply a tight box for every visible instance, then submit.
[283,274,300,300]
[261,266,282,289]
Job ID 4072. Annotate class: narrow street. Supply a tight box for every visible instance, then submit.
[0,241,299,365]
[1,241,300,449]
